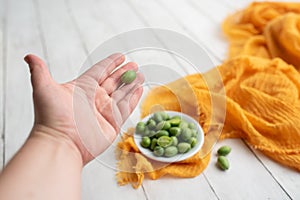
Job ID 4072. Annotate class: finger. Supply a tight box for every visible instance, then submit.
[101,62,138,95]
[111,72,144,103]
[95,112,119,144]
[129,86,144,112]
[94,87,111,110]
[94,87,123,133]
[24,54,53,90]
[117,86,144,123]
[80,53,125,84]
[97,99,123,133]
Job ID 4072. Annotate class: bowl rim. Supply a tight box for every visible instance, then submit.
[133,111,205,163]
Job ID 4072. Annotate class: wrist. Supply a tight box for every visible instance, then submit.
[0,124,83,199]
[29,124,84,166]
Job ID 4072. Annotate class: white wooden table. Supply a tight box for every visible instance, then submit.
[1,0,299,199]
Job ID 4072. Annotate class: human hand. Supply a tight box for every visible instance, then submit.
[24,53,144,164]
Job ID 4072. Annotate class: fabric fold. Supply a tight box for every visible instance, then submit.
[117,56,300,188]
[222,2,300,68]
[116,2,300,188]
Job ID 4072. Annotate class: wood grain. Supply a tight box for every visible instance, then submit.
[205,1,300,198]
[40,0,148,198]
[0,0,5,169]
[206,139,290,199]
[4,0,44,163]
[2,0,299,199]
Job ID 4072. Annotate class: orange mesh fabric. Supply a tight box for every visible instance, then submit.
[141,56,300,170]
[264,13,300,69]
[117,56,300,188]
[222,2,300,69]
[116,2,300,188]
[116,129,211,189]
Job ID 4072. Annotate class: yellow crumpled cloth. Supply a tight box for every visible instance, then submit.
[222,2,300,69]
[116,2,300,188]
[116,128,211,189]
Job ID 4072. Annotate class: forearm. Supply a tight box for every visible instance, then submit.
[0,126,83,200]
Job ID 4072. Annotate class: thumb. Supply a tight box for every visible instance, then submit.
[24,54,53,90]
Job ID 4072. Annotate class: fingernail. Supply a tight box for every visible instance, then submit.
[24,55,30,64]
[112,53,124,63]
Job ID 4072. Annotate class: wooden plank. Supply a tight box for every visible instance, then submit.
[127,0,295,199]
[82,160,147,200]
[34,0,147,198]
[187,0,233,24]
[5,0,44,163]
[4,0,297,199]
[184,0,235,60]
[163,1,296,199]
[249,149,300,199]
[66,0,116,54]
[81,87,150,199]
[0,0,5,169]
[222,0,254,9]
[202,0,300,198]
[35,0,87,82]
[127,0,219,69]
[69,0,189,75]
[223,0,300,10]
[206,139,290,199]
[67,0,217,198]
[69,0,193,98]
[142,174,219,200]
[128,0,221,64]
[53,0,149,198]
[122,1,222,199]
[157,0,227,63]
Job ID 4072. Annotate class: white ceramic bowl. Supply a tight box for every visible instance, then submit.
[134,111,205,163]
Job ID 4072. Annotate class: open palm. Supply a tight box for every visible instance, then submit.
[25,53,144,164]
